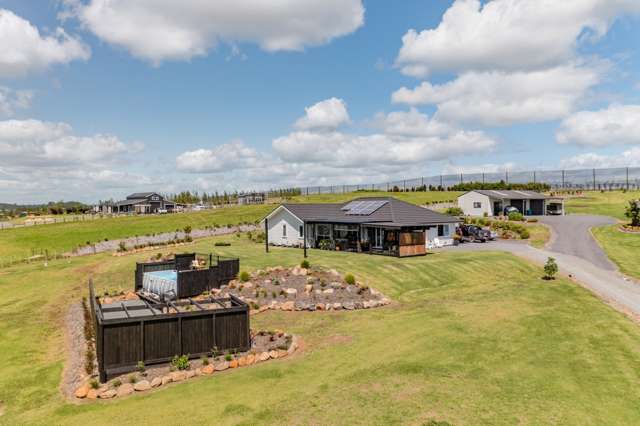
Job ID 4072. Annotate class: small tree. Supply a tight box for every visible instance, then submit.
[544,257,558,280]
[625,200,640,227]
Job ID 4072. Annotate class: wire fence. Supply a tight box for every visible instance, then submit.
[287,166,640,195]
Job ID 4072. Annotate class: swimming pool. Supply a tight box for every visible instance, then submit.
[142,270,178,298]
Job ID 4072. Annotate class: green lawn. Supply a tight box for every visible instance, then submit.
[565,190,640,220]
[0,205,271,261]
[526,223,550,249]
[3,236,640,425]
[592,225,640,280]
[290,190,462,205]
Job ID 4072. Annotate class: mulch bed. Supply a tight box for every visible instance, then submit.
[216,265,390,312]
[619,224,640,233]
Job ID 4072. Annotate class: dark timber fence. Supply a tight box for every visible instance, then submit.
[90,281,250,382]
[266,166,640,196]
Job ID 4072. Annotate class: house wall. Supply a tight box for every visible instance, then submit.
[426,223,456,246]
[267,208,304,247]
[458,192,492,216]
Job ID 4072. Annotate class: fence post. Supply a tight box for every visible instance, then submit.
[562,170,565,188]
[593,169,596,191]
[482,173,485,184]
[533,171,536,184]
[440,175,443,188]
[506,170,509,184]
[627,167,630,191]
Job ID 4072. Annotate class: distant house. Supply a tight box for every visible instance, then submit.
[457,190,564,216]
[263,197,459,257]
[237,192,265,205]
[97,192,176,214]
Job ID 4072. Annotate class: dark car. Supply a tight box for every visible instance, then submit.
[459,224,491,243]
[503,206,520,215]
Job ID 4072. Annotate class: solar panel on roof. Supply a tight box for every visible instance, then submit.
[343,200,388,215]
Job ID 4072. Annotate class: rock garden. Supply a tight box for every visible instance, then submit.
[216,262,390,312]
[73,330,298,401]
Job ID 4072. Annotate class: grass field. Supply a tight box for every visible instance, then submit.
[0,192,462,262]
[565,190,640,220]
[592,225,640,280]
[526,223,550,249]
[3,236,640,425]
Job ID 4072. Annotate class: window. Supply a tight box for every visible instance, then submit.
[282,224,287,237]
[299,225,304,236]
[437,224,449,237]
[473,202,482,208]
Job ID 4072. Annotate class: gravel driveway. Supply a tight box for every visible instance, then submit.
[439,215,640,319]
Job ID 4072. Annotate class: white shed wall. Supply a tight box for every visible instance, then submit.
[267,208,304,247]
[457,192,492,217]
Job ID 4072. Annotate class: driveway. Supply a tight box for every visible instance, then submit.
[441,215,640,318]
[537,215,617,270]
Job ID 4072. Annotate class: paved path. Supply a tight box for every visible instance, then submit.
[440,216,640,318]
[537,215,617,270]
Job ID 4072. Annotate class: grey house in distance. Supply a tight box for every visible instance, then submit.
[97,192,176,214]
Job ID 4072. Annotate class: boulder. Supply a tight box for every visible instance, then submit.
[305,284,313,293]
[170,371,187,382]
[161,375,172,385]
[229,359,239,368]
[201,364,215,375]
[214,361,229,371]
[74,383,90,399]
[285,288,297,296]
[151,377,162,387]
[343,301,355,310]
[281,301,295,311]
[117,383,134,397]
[294,301,307,311]
[333,302,342,310]
[329,269,340,277]
[86,389,99,400]
[316,303,325,311]
[134,380,151,391]
[185,370,196,379]
[246,354,255,365]
[323,289,334,294]
[259,352,270,362]
[98,389,116,399]
[238,356,247,367]
[269,350,279,359]
[125,292,138,301]
[306,303,316,311]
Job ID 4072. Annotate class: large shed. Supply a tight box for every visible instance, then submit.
[457,190,564,217]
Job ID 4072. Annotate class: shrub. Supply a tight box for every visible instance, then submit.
[224,353,233,362]
[508,211,524,221]
[519,229,530,239]
[136,361,145,373]
[544,257,558,280]
[201,356,209,366]
[112,379,122,388]
[171,354,190,370]
[445,207,464,216]
[344,274,356,285]
[117,241,127,252]
[183,225,192,235]
[625,200,640,226]
[300,259,310,269]
[214,241,231,246]
[239,271,250,282]
[128,374,137,384]
[89,379,99,389]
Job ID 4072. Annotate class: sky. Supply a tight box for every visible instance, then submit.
[1,0,640,204]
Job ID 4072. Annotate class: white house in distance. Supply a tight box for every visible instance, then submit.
[262,197,460,257]
[457,190,564,217]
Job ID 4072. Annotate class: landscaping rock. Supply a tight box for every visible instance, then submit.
[316,303,325,311]
[151,377,162,387]
[238,356,247,367]
[202,364,214,375]
[229,359,239,368]
[124,292,138,301]
[246,354,255,365]
[86,389,99,400]
[269,350,279,359]
[259,352,270,362]
[214,361,229,371]
[323,288,334,294]
[161,375,172,385]
[185,370,196,379]
[134,380,151,391]
[170,371,187,382]
[195,368,202,376]
[277,349,288,358]
[98,389,116,399]
[281,301,295,311]
[333,302,342,310]
[285,288,297,296]
[74,383,90,399]
[117,383,134,397]
[343,301,355,310]
[305,284,313,293]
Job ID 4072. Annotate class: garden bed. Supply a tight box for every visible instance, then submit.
[619,224,640,233]
[73,330,298,401]
[216,264,390,312]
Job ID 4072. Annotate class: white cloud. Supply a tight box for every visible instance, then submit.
[0,87,33,116]
[559,147,640,169]
[392,65,601,126]
[395,0,640,77]
[294,97,350,130]
[70,0,364,63]
[556,104,640,147]
[0,119,141,167]
[0,9,90,77]
[176,139,265,173]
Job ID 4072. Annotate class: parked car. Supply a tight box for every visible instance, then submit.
[503,206,520,215]
[459,224,491,243]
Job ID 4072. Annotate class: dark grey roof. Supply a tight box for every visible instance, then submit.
[278,197,459,226]
[470,190,548,200]
[127,192,158,199]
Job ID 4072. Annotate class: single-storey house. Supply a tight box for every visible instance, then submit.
[457,190,564,217]
[237,192,265,205]
[262,197,460,257]
[97,192,176,214]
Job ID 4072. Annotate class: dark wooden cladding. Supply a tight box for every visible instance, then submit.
[90,281,250,382]
[135,253,240,298]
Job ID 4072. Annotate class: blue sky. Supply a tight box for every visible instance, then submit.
[1,0,640,203]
